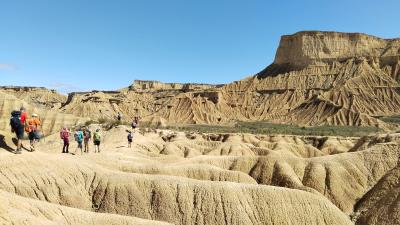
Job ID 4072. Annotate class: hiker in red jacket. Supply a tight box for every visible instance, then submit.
[60,127,70,153]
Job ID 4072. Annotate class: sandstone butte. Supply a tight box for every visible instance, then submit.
[0,31,399,225]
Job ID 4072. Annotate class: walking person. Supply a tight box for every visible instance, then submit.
[60,127,70,153]
[131,120,137,130]
[26,113,41,151]
[127,131,133,148]
[83,127,91,153]
[117,112,122,122]
[74,128,84,155]
[93,129,101,153]
[9,108,26,154]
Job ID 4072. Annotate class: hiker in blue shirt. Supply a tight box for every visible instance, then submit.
[73,128,84,155]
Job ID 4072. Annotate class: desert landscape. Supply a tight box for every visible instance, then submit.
[1,31,400,225]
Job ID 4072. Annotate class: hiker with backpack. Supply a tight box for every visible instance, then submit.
[26,113,41,151]
[93,129,101,153]
[9,107,28,154]
[60,127,70,153]
[127,131,133,148]
[73,128,84,155]
[83,127,92,153]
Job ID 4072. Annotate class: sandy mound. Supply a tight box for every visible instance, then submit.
[353,165,400,225]
[0,190,170,225]
[0,152,352,225]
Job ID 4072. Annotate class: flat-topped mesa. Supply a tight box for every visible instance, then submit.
[0,86,58,93]
[130,80,223,92]
[274,31,400,67]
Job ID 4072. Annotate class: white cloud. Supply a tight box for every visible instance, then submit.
[0,63,17,71]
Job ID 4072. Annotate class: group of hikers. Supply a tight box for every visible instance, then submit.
[10,107,42,154]
[9,108,138,154]
[59,126,102,154]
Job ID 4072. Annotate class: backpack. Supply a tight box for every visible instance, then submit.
[77,131,84,142]
[94,132,101,141]
[85,130,91,139]
[131,122,137,129]
[60,130,70,140]
[10,111,22,131]
[127,133,133,141]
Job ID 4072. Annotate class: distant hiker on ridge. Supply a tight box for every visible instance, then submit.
[127,130,133,148]
[117,112,122,122]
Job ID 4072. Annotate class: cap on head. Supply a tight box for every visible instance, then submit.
[96,129,100,132]
[32,113,38,117]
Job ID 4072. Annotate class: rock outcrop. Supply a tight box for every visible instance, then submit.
[128,80,223,92]
[2,31,399,129]
[0,90,86,134]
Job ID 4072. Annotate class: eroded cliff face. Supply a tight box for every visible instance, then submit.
[0,90,85,134]
[274,31,400,68]
[128,80,222,92]
[2,31,399,128]
[0,86,67,109]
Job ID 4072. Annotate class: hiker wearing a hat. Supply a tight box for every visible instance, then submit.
[26,113,41,151]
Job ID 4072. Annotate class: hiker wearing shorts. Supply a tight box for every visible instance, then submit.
[127,131,133,148]
[9,107,27,154]
[60,127,70,153]
[74,128,84,155]
[26,113,41,151]
[83,127,91,153]
[93,129,101,153]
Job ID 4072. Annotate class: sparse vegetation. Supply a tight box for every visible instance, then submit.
[164,121,381,137]
[379,115,400,125]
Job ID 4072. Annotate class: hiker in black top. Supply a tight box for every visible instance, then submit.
[10,108,25,154]
[127,131,133,148]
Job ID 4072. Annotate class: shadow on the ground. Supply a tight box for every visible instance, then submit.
[0,134,16,153]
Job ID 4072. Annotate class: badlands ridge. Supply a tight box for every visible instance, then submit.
[0,31,399,225]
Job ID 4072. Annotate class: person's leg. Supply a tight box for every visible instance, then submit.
[17,138,22,152]
[62,143,66,153]
[66,142,69,153]
[74,142,78,155]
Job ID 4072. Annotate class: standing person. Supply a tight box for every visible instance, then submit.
[117,112,122,122]
[26,113,41,151]
[93,129,101,153]
[60,127,70,153]
[20,106,28,127]
[74,128,84,155]
[9,108,25,154]
[131,120,137,130]
[83,127,91,153]
[127,131,133,148]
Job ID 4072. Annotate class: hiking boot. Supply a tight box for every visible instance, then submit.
[15,149,22,154]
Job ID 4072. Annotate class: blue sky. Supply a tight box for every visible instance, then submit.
[0,0,399,93]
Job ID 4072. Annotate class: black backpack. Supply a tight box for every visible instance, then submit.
[10,111,22,131]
